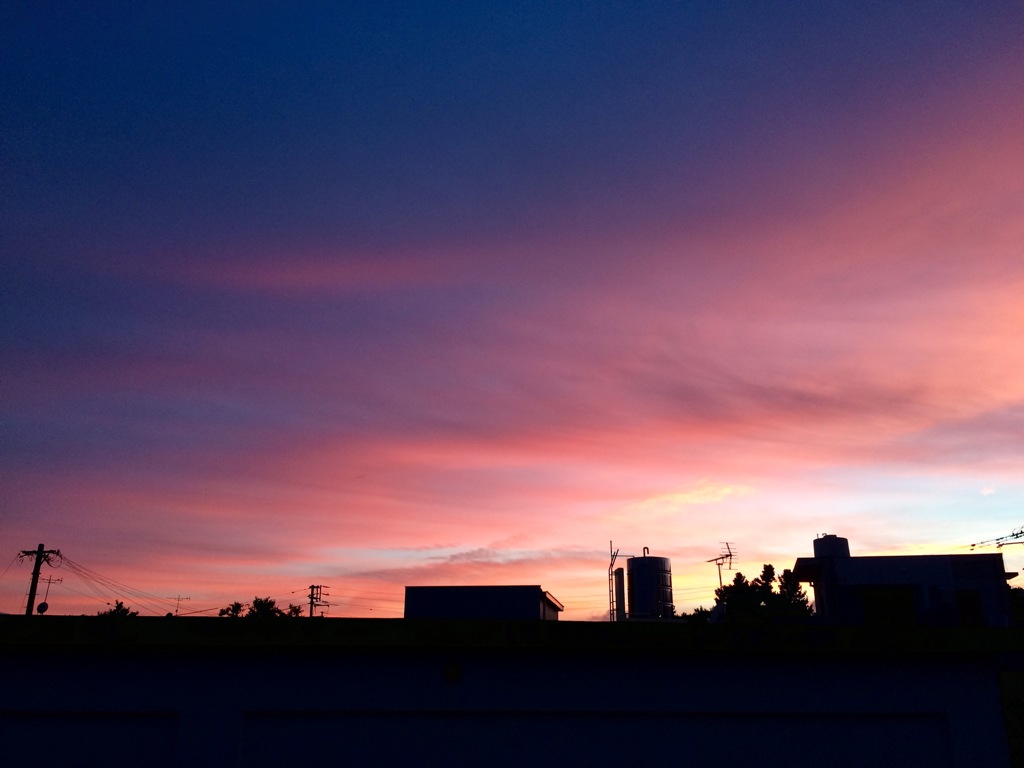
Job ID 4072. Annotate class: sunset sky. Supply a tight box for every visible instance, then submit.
[3,2,1023,619]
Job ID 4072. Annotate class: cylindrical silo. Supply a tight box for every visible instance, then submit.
[613,567,626,622]
[627,555,674,619]
[813,534,850,559]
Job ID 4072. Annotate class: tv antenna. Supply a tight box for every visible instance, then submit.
[706,542,736,589]
[35,575,62,614]
[606,541,638,621]
[163,595,191,615]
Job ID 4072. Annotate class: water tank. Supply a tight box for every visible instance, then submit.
[613,567,626,622]
[627,555,674,619]
[813,534,851,558]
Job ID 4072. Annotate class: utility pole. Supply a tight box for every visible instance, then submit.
[19,544,61,615]
[307,584,330,617]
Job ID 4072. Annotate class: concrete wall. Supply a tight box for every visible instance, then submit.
[0,616,1017,767]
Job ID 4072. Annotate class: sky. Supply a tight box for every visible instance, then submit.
[2,2,1023,619]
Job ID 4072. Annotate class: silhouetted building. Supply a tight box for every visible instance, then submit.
[793,534,1016,627]
[404,585,564,620]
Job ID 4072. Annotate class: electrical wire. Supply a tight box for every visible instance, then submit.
[331,594,404,606]
[56,580,119,608]
[329,586,407,599]
[177,606,224,616]
[57,556,180,615]
[971,526,1024,549]
[0,552,23,582]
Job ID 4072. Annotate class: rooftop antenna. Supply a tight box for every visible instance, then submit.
[970,527,1024,550]
[608,541,619,621]
[706,542,736,589]
[607,541,639,621]
[163,595,191,615]
[35,575,62,614]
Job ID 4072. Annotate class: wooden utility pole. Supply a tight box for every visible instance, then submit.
[307,584,329,617]
[19,544,61,615]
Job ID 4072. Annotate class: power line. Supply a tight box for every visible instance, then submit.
[58,580,121,607]
[0,553,21,583]
[332,594,404,606]
[971,527,1024,550]
[56,555,181,615]
[178,606,224,616]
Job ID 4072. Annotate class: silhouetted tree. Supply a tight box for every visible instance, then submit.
[218,601,244,618]
[684,564,812,623]
[721,564,812,621]
[219,596,303,619]
[247,596,287,619]
[679,605,713,622]
[776,567,810,611]
[98,600,138,617]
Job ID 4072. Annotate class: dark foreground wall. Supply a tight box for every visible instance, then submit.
[0,616,1019,768]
